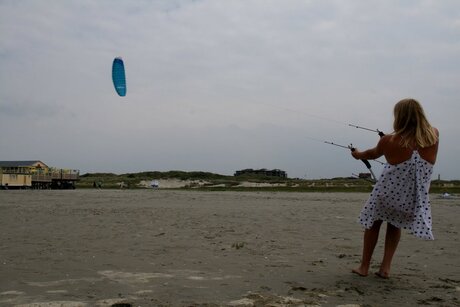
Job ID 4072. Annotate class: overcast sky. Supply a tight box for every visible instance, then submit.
[1,0,459,179]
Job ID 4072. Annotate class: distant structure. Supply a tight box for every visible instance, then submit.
[0,161,79,189]
[358,172,372,179]
[234,168,287,178]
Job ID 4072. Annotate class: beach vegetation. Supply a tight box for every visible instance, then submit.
[75,170,460,193]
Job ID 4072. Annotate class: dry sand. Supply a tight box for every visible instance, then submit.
[0,190,459,307]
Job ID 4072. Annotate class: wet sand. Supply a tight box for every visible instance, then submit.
[0,190,459,306]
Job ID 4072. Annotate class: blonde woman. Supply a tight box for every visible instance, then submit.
[351,98,439,279]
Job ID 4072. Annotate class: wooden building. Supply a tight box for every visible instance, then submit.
[0,161,79,189]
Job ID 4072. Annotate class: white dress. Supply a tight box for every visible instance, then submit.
[358,151,434,240]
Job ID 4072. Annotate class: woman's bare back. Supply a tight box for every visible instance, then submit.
[382,131,439,165]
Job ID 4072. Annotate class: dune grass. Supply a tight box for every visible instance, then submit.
[77,171,460,193]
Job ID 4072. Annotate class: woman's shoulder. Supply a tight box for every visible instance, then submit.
[379,134,401,148]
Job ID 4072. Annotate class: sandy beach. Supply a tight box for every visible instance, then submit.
[0,190,459,307]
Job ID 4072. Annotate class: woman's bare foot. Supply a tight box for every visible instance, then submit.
[352,267,368,277]
[375,271,389,279]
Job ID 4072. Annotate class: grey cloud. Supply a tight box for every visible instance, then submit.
[0,0,458,179]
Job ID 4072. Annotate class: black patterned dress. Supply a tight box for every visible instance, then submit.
[358,151,434,240]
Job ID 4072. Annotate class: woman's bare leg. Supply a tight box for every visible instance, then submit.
[353,220,383,276]
[376,222,401,278]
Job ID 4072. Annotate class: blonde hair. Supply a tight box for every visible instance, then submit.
[393,98,438,148]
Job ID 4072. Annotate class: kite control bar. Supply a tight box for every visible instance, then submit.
[349,124,385,137]
[325,124,388,182]
[347,123,386,165]
[324,141,352,150]
[324,141,376,181]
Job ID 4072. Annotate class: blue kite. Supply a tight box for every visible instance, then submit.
[112,57,126,96]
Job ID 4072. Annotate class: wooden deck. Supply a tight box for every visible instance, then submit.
[1,167,79,189]
[30,172,79,182]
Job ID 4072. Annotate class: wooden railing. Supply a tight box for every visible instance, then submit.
[50,172,79,180]
[31,174,52,182]
[2,167,79,182]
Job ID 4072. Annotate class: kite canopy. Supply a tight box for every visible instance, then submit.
[112,57,126,96]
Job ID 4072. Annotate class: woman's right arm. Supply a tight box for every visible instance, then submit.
[351,136,388,161]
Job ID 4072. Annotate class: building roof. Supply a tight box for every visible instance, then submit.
[0,161,46,168]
